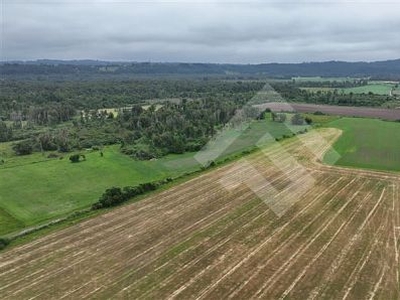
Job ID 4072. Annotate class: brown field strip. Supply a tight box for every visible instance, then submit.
[0,128,399,299]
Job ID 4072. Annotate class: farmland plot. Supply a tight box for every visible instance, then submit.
[0,128,399,299]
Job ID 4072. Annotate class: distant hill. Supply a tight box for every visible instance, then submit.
[1,59,400,80]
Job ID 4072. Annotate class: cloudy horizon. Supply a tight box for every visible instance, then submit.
[2,0,400,63]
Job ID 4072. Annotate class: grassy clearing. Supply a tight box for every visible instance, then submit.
[299,87,335,92]
[292,76,352,82]
[299,83,396,96]
[0,146,201,229]
[195,118,308,164]
[341,84,394,95]
[302,113,341,125]
[220,119,309,157]
[0,119,307,236]
[324,118,400,172]
[0,208,24,236]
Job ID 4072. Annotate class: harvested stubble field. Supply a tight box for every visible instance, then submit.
[1,128,399,299]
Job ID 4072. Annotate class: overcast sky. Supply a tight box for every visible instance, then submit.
[1,0,400,63]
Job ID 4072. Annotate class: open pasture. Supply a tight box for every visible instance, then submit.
[342,83,396,95]
[0,146,199,235]
[292,76,352,82]
[324,118,400,172]
[1,128,399,299]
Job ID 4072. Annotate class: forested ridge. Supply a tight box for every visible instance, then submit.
[1,59,400,79]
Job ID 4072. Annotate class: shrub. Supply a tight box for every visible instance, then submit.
[69,154,81,163]
[92,179,173,210]
[96,187,126,208]
[314,111,325,115]
[13,140,33,156]
[305,117,313,125]
[291,113,305,125]
[0,237,10,250]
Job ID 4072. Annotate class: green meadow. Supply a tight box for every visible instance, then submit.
[0,119,307,236]
[324,118,400,172]
[292,76,352,82]
[0,146,199,235]
[342,83,395,95]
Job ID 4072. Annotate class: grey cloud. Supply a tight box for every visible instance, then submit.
[1,0,399,62]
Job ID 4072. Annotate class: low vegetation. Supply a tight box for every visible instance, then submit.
[323,117,400,171]
[92,179,173,210]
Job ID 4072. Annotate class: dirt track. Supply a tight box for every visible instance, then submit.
[0,128,399,299]
[254,102,400,120]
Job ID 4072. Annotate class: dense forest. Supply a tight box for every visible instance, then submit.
[0,79,265,159]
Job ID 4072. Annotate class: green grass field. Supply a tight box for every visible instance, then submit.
[218,119,309,157]
[299,87,335,93]
[0,146,205,235]
[341,84,394,95]
[299,83,396,96]
[324,118,400,172]
[0,119,307,236]
[193,118,308,165]
[292,76,352,82]
[302,113,341,125]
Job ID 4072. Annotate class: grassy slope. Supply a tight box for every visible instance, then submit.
[323,118,400,172]
[0,208,24,235]
[0,119,306,236]
[220,120,308,157]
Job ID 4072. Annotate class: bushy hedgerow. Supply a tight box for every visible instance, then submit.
[92,178,173,210]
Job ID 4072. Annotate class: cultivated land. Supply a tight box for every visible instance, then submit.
[0,120,306,236]
[255,102,400,120]
[1,128,399,299]
[324,118,400,172]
